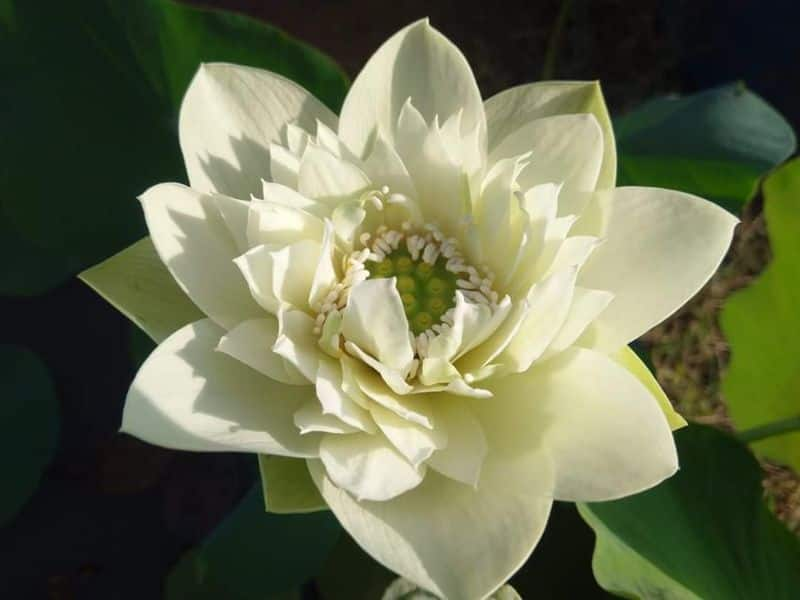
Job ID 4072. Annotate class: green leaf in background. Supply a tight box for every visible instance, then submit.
[167,484,341,599]
[0,344,59,524]
[579,425,800,599]
[615,83,796,213]
[721,158,800,470]
[0,0,348,296]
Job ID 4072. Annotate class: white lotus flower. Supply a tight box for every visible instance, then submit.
[82,19,737,600]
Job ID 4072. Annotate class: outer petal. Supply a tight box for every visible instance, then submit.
[489,114,603,192]
[79,237,204,343]
[309,450,553,599]
[613,346,687,431]
[258,455,326,514]
[123,319,318,456]
[370,404,446,467]
[339,19,486,161]
[140,183,263,330]
[484,81,616,189]
[318,433,424,501]
[179,63,337,198]
[485,346,678,501]
[578,187,738,351]
[426,399,487,487]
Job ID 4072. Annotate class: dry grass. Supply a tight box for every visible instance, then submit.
[642,198,800,534]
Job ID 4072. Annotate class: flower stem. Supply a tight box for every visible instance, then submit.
[541,0,574,80]
[737,415,800,444]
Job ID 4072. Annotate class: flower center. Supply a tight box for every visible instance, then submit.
[312,189,501,363]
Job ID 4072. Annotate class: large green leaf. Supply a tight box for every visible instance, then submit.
[720,158,800,470]
[579,425,800,599]
[166,484,341,599]
[0,0,348,296]
[615,83,795,213]
[0,345,59,524]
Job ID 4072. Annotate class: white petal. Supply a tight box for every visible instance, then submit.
[316,358,376,433]
[475,156,527,280]
[269,143,301,188]
[362,131,418,200]
[217,317,307,385]
[234,240,321,313]
[298,145,371,203]
[339,19,486,161]
[285,123,311,155]
[260,180,329,218]
[578,187,738,350]
[501,268,578,372]
[140,183,262,329]
[426,400,487,487]
[213,194,250,252]
[309,220,339,308]
[484,80,616,189]
[273,307,321,381]
[341,278,415,371]
[345,341,413,395]
[544,287,614,357]
[347,356,434,428]
[425,292,476,361]
[123,319,318,456]
[541,235,601,278]
[179,63,337,198]
[500,183,560,289]
[315,119,359,162]
[508,213,576,299]
[319,433,424,501]
[396,103,471,237]
[485,346,678,501]
[309,449,553,599]
[362,131,423,228]
[455,295,525,376]
[418,356,460,386]
[246,199,324,248]
[440,109,484,178]
[490,113,603,193]
[294,400,359,435]
[370,404,446,467]
[454,294,513,360]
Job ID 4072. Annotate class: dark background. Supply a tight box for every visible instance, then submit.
[2,0,799,598]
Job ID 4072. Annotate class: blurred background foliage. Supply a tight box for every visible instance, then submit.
[2,0,800,598]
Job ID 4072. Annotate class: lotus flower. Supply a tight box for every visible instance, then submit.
[82,19,737,599]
